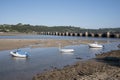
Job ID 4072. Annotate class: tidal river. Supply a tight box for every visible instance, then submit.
[0,35,120,80]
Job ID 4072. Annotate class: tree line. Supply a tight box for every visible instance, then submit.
[0,23,120,33]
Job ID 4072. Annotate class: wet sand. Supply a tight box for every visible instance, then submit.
[0,32,108,51]
[33,50,120,80]
[0,39,106,51]
[0,33,120,80]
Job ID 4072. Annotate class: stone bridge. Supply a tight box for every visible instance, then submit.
[38,32,120,38]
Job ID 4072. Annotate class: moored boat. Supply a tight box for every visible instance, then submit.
[59,48,74,53]
[59,43,74,53]
[10,49,30,58]
[88,42,103,48]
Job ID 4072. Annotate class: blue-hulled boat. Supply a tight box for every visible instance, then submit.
[10,49,30,58]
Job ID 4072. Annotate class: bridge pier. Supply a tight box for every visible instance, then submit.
[58,33,61,36]
[62,33,65,36]
[53,32,55,35]
[70,33,73,36]
[74,33,78,36]
[38,31,119,38]
[107,32,110,38]
[79,33,83,36]
[65,32,69,36]
[98,33,102,37]
[55,32,58,35]
[85,32,88,37]
[91,33,95,37]
[115,34,120,38]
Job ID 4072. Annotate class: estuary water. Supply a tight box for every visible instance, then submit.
[0,35,120,80]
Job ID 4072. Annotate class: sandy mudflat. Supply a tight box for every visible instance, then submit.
[0,39,40,50]
[0,32,108,51]
[0,33,120,80]
[0,39,106,51]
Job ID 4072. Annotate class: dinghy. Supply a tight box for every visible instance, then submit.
[59,44,74,53]
[10,49,29,58]
[60,48,74,53]
[88,42,103,48]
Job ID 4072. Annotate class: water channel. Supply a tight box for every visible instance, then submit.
[0,35,120,80]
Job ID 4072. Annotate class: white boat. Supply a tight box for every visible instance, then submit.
[59,48,74,53]
[88,42,103,48]
[10,49,29,58]
[59,44,74,53]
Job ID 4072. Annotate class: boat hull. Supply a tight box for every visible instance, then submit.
[60,49,74,53]
[10,51,28,58]
[89,44,103,48]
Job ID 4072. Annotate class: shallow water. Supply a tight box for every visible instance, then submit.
[0,35,120,41]
[0,36,120,80]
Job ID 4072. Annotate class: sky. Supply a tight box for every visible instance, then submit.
[0,0,120,29]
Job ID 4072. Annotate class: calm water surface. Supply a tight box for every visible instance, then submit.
[0,35,119,41]
[0,35,120,80]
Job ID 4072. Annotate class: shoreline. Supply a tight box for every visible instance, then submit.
[0,39,107,51]
[33,50,120,80]
[0,34,120,80]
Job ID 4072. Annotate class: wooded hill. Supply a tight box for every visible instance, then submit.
[0,23,120,33]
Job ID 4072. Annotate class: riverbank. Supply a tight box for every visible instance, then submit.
[0,39,106,51]
[33,50,120,80]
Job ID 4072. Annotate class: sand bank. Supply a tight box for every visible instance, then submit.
[0,39,106,51]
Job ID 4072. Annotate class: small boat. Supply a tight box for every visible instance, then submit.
[59,43,74,53]
[59,49,74,53]
[10,49,30,58]
[88,42,103,48]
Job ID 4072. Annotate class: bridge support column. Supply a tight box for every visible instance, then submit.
[65,32,69,36]
[59,33,61,36]
[107,32,110,38]
[115,34,120,38]
[41,32,43,35]
[70,33,73,36]
[85,32,88,37]
[98,33,102,37]
[55,32,58,35]
[53,32,55,35]
[91,33,94,37]
[62,33,65,36]
[74,33,78,36]
[79,33,82,36]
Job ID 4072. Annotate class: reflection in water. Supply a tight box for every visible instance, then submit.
[61,52,74,55]
[11,57,28,64]
[89,47,103,52]
[89,47,103,56]
[89,47,103,50]
[12,57,27,60]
